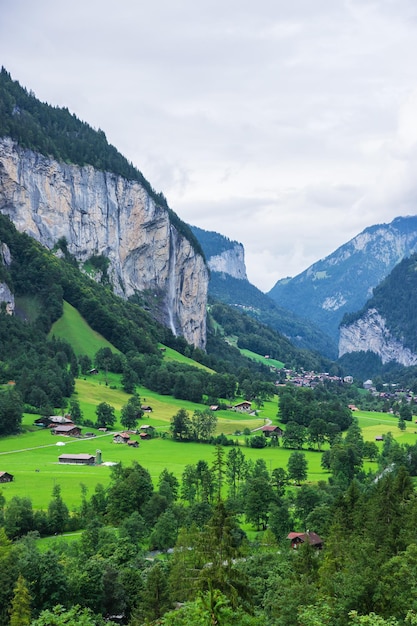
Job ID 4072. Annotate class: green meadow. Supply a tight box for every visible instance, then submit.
[49,300,120,358]
[0,300,409,512]
[1,388,403,510]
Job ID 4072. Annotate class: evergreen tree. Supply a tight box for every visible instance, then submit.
[9,574,31,626]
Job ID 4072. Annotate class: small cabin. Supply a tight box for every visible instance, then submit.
[287,531,323,550]
[260,425,284,437]
[0,471,14,483]
[113,432,131,444]
[233,401,252,413]
[52,425,81,437]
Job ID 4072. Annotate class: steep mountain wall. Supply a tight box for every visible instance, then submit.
[339,308,417,367]
[207,243,247,280]
[0,137,208,347]
[0,242,14,314]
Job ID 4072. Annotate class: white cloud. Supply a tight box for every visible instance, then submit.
[2,0,417,291]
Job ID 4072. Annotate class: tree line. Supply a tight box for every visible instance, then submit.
[3,426,417,624]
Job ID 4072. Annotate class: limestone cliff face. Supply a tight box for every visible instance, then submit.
[339,308,417,367]
[0,137,208,347]
[207,243,248,280]
[0,242,14,314]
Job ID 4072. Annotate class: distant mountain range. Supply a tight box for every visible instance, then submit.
[190,225,338,359]
[193,216,417,372]
[268,215,417,343]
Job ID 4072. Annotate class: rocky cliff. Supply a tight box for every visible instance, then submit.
[0,242,14,315]
[206,243,247,280]
[190,225,248,280]
[0,137,208,347]
[339,308,417,367]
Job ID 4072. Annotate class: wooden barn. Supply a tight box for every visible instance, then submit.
[58,454,95,465]
[0,471,14,483]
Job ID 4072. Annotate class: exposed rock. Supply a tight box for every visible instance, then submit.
[207,243,248,280]
[0,282,14,315]
[0,137,208,347]
[339,308,417,367]
[0,242,14,314]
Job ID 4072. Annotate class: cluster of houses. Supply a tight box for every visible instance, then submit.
[277,369,354,388]
[113,425,155,446]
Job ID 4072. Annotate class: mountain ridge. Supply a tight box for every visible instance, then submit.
[268,215,417,344]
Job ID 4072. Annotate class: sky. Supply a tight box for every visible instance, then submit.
[2,0,417,292]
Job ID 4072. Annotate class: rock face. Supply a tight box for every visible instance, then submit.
[189,225,248,280]
[207,243,247,280]
[0,137,208,347]
[0,242,14,314]
[339,308,417,367]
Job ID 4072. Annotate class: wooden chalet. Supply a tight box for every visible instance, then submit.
[127,440,139,448]
[113,432,131,444]
[233,401,252,413]
[34,415,73,428]
[51,424,81,437]
[260,425,284,437]
[287,531,323,550]
[0,471,14,483]
[141,405,153,412]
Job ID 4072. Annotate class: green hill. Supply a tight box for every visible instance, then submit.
[49,301,120,358]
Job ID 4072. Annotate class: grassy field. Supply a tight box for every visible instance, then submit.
[0,301,409,512]
[1,380,401,510]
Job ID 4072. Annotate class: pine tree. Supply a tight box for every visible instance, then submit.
[9,574,31,626]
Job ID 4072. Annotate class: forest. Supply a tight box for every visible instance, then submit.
[3,424,417,625]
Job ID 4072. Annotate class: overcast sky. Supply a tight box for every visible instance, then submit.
[2,0,417,291]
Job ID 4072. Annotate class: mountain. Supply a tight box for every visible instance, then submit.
[0,68,208,348]
[190,226,247,279]
[268,215,417,344]
[339,253,417,367]
[190,225,338,359]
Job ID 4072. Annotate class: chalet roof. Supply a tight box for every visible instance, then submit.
[59,454,95,460]
[261,425,282,432]
[287,531,323,546]
[53,424,79,433]
[0,471,13,478]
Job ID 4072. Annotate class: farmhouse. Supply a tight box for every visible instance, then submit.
[233,401,252,413]
[139,425,155,438]
[287,531,323,550]
[127,440,139,448]
[141,405,153,412]
[0,471,14,483]
[52,424,81,437]
[260,425,284,437]
[34,415,73,428]
[58,454,95,465]
[113,432,131,444]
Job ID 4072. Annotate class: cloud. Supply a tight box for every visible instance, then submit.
[2,0,417,291]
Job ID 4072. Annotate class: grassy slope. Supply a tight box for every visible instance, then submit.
[49,300,120,358]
